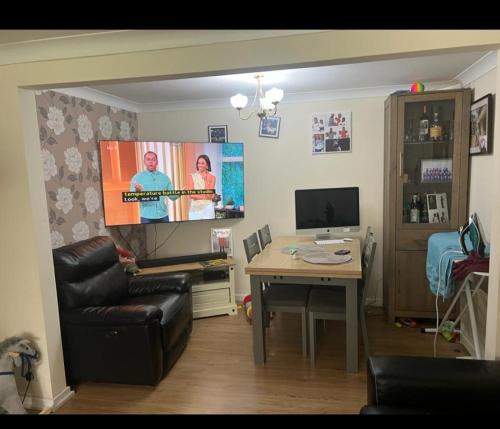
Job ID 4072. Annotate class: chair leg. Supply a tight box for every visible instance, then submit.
[301,309,308,357]
[309,313,316,366]
[360,308,369,360]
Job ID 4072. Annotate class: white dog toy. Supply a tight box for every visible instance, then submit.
[0,336,40,414]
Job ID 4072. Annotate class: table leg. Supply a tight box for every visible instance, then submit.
[251,275,266,364]
[345,279,358,373]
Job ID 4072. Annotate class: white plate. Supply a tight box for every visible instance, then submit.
[303,252,352,264]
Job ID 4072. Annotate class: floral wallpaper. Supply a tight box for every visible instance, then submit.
[35,90,146,258]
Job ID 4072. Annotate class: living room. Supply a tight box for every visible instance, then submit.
[1,30,500,414]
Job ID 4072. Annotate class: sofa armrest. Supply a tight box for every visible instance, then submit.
[128,272,192,296]
[61,305,163,325]
[367,356,500,412]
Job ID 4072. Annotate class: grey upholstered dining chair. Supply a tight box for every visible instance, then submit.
[307,227,377,366]
[258,224,272,249]
[243,231,311,357]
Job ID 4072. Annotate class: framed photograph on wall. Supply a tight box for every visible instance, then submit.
[210,227,233,256]
[470,93,493,155]
[208,125,228,143]
[259,117,280,138]
[312,111,351,154]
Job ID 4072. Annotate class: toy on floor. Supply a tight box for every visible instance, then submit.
[0,336,40,414]
[243,294,253,323]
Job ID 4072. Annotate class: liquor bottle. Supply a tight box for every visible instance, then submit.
[418,105,429,143]
[449,110,455,141]
[413,164,420,185]
[405,120,415,143]
[421,195,429,223]
[429,109,442,141]
[410,194,420,223]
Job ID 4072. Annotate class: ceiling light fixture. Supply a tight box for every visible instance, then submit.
[230,74,284,120]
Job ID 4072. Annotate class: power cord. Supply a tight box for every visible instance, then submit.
[145,223,181,259]
[434,249,463,357]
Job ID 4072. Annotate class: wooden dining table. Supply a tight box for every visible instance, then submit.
[244,236,362,372]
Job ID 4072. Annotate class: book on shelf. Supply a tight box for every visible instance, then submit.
[200,259,228,268]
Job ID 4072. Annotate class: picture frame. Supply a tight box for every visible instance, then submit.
[420,158,452,183]
[259,116,281,139]
[426,193,449,224]
[312,111,352,154]
[210,227,233,257]
[208,125,228,143]
[470,93,493,155]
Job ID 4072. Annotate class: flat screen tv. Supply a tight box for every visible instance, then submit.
[295,187,360,238]
[99,140,244,226]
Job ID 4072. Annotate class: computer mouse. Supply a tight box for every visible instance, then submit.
[335,249,351,255]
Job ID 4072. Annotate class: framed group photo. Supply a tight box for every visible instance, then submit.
[259,117,280,138]
[208,125,228,143]
[210,227,233,256]
[470,94,493,155]
[312,111,352,154]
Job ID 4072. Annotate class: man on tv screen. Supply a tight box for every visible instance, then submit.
[130,151,179,223]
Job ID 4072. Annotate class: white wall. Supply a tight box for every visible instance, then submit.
[139,97,385,303]
[467,67,497,239]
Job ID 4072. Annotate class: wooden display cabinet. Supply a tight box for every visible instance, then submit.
[383,89,471,322]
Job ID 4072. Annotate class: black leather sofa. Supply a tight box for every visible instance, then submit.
[360,356,500,414]
[52,236,193,386]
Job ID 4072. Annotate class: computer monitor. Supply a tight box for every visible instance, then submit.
[295,187,360,239]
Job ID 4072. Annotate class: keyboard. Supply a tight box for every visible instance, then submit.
[314,239,345,245]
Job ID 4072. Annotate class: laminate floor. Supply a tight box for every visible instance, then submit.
[56,308,467,414]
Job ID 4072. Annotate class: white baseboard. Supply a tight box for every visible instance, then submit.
[23,386,74,412]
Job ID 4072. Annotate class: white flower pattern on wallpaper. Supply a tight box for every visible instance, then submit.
[55,187,73,214]
[47,106,65,135]
[119,121,131,140]
[42,149,58,181]
[64,147,82,174]
[50,230,65,248]
[98,115,112,139]
[72,221,90,241]
[97,218,109,236]
[36,90,144,257]
[91,150,99,171]
[84,186,100,213]
[77,114,93,142]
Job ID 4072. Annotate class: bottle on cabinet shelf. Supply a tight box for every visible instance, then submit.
[405,120,415,143]
[418,105,429,143]
[410,193,421,223]
[429,109,442,141]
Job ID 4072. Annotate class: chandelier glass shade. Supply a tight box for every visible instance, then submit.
[230,75,284,120]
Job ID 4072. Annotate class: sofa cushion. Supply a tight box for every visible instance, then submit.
[123,292,192,350]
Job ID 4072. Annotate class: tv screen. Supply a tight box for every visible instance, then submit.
[295,187,360,234]
[99,140,244,226]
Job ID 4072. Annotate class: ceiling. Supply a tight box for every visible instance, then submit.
[86,49,491,108]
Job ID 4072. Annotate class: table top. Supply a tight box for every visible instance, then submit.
[245,236,362,279]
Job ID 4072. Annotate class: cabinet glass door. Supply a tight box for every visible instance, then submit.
[400,98,456,225]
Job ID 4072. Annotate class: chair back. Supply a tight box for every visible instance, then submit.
[362,228,376,282]
[243,233,261,263]
[359,227,376,359]
[258,224,272,249]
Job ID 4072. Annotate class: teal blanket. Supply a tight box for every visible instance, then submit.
[426,232,468,298]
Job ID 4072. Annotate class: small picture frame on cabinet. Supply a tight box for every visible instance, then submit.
[470,94,493,155]
[427,193,449,224]
[210,228,233,257]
